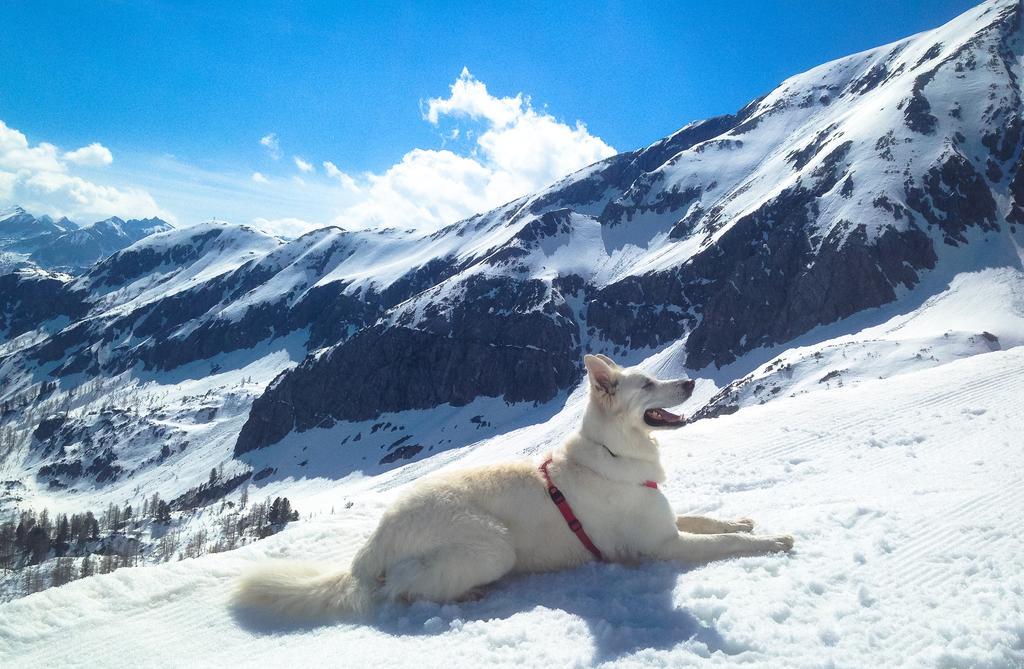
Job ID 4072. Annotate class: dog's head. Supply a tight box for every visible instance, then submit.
[583,354,695,432]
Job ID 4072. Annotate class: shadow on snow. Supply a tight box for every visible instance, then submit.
[232,560,740,665]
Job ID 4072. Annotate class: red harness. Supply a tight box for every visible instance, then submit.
[539,457,659,562]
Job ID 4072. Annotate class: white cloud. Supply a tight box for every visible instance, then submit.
[251,216,321,238]
[0,171,18,201]
[0,119,171,222]
[328,68,616,231]
[322,161,359,191]
[339,149,493,230]
[424,67,523,128]
[24,171,166,220]
[64,142,114,167]
[1,71,613,235]
[0,121,64,172]
[260,133,282,160]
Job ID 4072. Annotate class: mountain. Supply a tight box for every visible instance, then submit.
[236,0,1024,453]
[29,216,173,271]
[0,207,75,267]
[0,206,172,273]
[3,333,1024,667]
[0,0,1021,573]
[2,2,1024,663]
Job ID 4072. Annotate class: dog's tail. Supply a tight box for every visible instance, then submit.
[231,560,375,619]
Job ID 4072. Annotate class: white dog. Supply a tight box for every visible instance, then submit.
[233,354,794,619]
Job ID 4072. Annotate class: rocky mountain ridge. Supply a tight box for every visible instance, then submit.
[0,206,172,274]
[0,0,1020,501]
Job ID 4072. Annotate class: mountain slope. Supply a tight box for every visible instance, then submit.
[2,346,1022,668]
[237,0,1024,454]
[0,0,1021,557]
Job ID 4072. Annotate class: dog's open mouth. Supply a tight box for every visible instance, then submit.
[643,408,686,428]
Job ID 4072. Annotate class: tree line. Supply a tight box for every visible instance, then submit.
[1,490,298,599]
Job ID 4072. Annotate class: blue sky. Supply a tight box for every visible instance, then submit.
[0,0,980,233]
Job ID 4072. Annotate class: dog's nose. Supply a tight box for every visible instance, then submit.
[682,379,695,392]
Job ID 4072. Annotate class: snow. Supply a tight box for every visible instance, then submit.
[1,1,1023,665]
[698,266,1024,411]
[77,221,281,308]
[2,346,1022,668]
[2,335,307,517]
[5,249,1024,665]
[57,0,1012,315]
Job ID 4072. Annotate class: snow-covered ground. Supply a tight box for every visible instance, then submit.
[2,340,1021,668]
[1,1,1022,661]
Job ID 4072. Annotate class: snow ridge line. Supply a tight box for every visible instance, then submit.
[883,483,1024,589]
[741,353,1023,462]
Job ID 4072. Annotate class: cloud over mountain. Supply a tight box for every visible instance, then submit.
[2,71,615,237]
[0,120,170,222]
[324,68,616,232]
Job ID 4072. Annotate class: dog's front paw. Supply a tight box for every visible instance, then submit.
[731,517,755,533]
[770,534,795,552]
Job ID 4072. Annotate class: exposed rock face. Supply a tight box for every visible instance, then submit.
[236,275,581,453]
[905,151,999,245]
[30,217,173,271]
[0,270,87,338]
[231,0,1024,453]
[0,207,74,250]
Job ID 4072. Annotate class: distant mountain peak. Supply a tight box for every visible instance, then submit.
[0,205,173,273]
[0,204,27,217]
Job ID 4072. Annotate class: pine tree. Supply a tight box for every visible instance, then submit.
[87,512,100,540]
[98,553,116,575]
[51,556,75,587]
[26,525,51,565]
[56,515,70,544]
[80,554,95,578]
[148,492,162,518]
[0,520,16,570]
[156,501,171,523]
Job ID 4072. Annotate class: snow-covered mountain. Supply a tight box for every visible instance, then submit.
[237,0,1024,454]
[0,4,1022,658]
[5,342,1023,667]
[29,216,173,271]
[0,206,172,273]
[2,0,1022,492]
[0,206,75,269]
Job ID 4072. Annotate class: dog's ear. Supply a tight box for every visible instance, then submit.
[584,354,618,395]
[594,354,620,369]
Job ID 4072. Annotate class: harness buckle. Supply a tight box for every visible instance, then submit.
[548,486,565,503]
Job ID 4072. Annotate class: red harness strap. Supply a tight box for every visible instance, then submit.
[539,459,660,560]
[540,457,604,561]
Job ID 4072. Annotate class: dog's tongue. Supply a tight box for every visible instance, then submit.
[645,408,684,423]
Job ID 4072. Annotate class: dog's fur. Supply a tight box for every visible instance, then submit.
[233,355,794,619]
